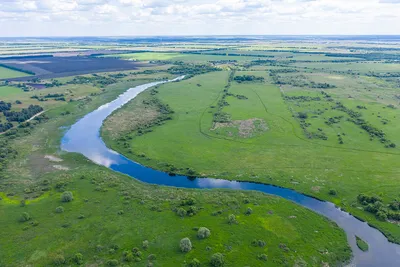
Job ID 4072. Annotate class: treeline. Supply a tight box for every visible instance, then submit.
[233,75,264,83]
[0,122,13,133]
[3,105,43,123]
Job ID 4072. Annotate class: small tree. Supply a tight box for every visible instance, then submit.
[197,227,211,239]
[53,254,66,265]
[61,191,73,202]
[210,253,224,267]
[180,237,192,252]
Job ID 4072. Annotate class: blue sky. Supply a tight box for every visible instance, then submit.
[0,0,399,36]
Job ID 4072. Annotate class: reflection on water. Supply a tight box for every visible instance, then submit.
[62,77,400,267]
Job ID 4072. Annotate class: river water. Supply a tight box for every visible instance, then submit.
[61,77,400,266]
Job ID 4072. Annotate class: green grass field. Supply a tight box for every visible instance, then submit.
[0,85,22,97]
[103,70,400,243]
[0,66,32,79]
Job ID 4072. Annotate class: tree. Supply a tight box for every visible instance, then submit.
[189,258,201,267]
[210,253,225,267]
[61,191,73,202]
[180,237,192,252]
[73,253,83,265]
[55,206,64,213]
[197,227,211,239]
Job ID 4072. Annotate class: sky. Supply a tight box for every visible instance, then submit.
[0,0,399,36]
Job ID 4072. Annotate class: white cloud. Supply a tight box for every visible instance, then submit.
[0,0,399,35]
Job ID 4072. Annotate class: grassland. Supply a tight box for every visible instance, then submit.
[0,71,351,266]
[0,66,32,79]
[103,69,400,243]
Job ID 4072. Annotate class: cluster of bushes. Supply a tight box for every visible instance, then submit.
[3,105,43,123]
[213,111,231,123]
[233,75,264,83]
[332,101,396,148]
[284,95,321,102]
[0,122,13,133]
[325,116,343,126]
[167,63,220,76]
[175,198,198,217]
[31,93,66,102]
[0,101,12,112]
[68,75,117,87]
[358,194,400,221]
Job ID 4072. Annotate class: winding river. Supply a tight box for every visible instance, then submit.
[61,77,400,266]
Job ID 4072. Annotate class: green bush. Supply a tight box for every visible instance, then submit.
[73,253,83,265]
[123,251,134,262]
[189,258,201,267]
[177,207,186,217]
[245,207,253,215]
[228,214,237,224]
[210,253,225,267]
[19,212,30,222]
[148,254,156,260]
[61,191,73,202]
[329,189,337,196]
[197,227,211,239]
[257,254,268,261]
[142,240,149,250]
[55,206,64,213]
[180,237,192,252]
[106,259,119,266]
[53,254,66,265]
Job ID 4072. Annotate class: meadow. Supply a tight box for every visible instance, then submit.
[0,65,32,79]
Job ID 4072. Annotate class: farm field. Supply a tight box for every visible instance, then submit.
[0,66,31,79]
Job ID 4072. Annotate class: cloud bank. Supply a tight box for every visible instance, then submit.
[0,0,399,36]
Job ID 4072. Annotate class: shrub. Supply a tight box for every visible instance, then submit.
[245,207,253,215]
[197,227,211,239]
[228,214,237,224]
[53,254,66,265]
[329,189,337,196]
[55,206,64,213]
[252,239,266,247]
[189,258,201,267]
[106,259,119,266]
[123,251,134,262]
[180,237,192,252]
[177,208,186,217]
[74,253,83,265]
[210,253,224,267]
[257,254,268,261]
[142,240,149,250]
[61,191,73,202]
[148,254,156,260]
[376,210,388,221]
[19,212,30,222]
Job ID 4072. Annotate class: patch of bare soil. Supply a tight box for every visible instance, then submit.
[212,118,268,138]
[44,155,63,162]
